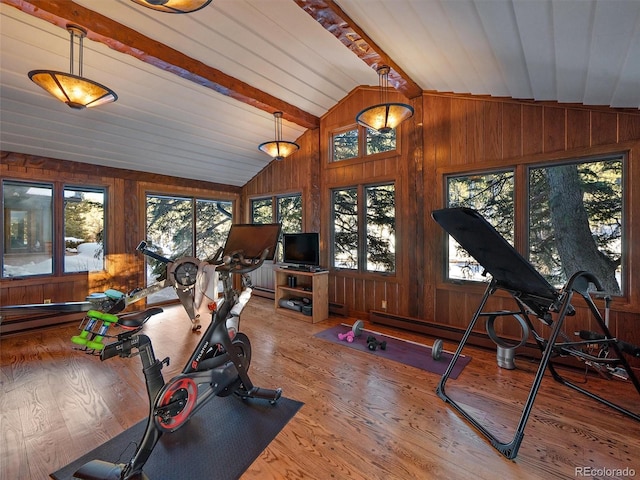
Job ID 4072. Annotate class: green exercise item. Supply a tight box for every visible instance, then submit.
[72,310,120,351]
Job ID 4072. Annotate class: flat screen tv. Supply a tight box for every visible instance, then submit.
[282,232,320,268]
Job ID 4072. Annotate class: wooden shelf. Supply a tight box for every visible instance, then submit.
[274,268,328,324]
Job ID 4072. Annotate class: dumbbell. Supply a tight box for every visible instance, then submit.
[367,335,387,351]
[338,331,355,343]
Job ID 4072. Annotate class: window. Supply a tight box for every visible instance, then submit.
[251,198,273,224]
[146,195,193,261]
[195,198,233,260]
[443,154,625,295]
[332,183,396,273]
[333,128,359,161]
[366,128,396,156]
[145,194,232,303]
[366,184,396,272]
[251,193,302,261]
[2,181,53,277]
[331,126,397,162]
[445,171,514,281]
[277,195,302,233]
[332,188,358,269]
[528,156,623,293]
[64,187,105,273]
[2,181,107,278]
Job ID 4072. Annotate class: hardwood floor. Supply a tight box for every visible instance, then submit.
[1,297,639,479]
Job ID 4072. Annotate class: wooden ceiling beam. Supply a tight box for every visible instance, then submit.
[3,0,320,129]
[294,0,423,99]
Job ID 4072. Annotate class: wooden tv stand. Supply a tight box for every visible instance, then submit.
[274,267,328,324]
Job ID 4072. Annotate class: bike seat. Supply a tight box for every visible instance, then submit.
[118,307,163,328]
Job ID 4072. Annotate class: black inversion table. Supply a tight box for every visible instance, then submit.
[432,207,640,459]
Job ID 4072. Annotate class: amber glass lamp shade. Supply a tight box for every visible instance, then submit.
[28,71,117,109]
[355,65,413,133]
[259,112,300,161]
[130,0,214,13]
[355,103,414,133]
[28,24,117,110]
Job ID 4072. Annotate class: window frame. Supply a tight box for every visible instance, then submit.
[2,179,110,279]
[526,153,625,294]
[63,185,107,274]
[144,192,234,304]
[329,123,401,165]
[249,192,303,262]
[440,152,628,297]
[330,181,397,275]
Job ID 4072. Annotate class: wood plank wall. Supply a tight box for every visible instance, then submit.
[0,152,240,332]
[241,87,640,360]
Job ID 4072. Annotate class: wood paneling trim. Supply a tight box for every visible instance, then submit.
[1,152,241,194]
[435,141,637,176]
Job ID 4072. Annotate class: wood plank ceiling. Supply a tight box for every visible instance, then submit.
[1,0,639,186]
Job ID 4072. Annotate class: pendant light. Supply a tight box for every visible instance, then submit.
[28,24,117,110]
[258,112,300,161]
[355,65,413,133]
[130,0,213,13]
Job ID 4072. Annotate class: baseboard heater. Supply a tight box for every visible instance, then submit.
[251,287,274,300]
[368,310,542,358]
[0,311,83,335]
[329,302,348,316]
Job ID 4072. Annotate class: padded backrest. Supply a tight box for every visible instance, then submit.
[432,207,559,319]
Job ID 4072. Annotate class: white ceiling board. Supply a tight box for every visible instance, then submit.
[474,0,533,100]
[338,0,640,107]
[512,0,557,101]
[610,18,640,109]
[583,0,640,106]
[552,0,593,104]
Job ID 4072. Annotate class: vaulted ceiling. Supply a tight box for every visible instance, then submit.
[1,0,639,186]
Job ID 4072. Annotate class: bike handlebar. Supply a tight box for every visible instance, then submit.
[217,247,271,274]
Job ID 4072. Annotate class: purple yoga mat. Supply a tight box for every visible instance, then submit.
[315,325,471,379]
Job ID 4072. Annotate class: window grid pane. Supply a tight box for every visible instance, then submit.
[64,187,105,273]
[277,195,302,233]
[276,194,303,262]
[332,188,358,269]
[366,128,396,156]
[365,184,396,272]
[145,195,193,303]
[195,199,232,260]
[446,171,514,281]
[251,198,273,224]
[332,128,359,162]
[2,181,53,277]
[528,157,623,293]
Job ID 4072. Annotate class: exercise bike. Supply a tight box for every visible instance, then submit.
[73,223,283,480]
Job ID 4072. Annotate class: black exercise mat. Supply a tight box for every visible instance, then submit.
[315,325,471,379]
[51,395,303,480]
